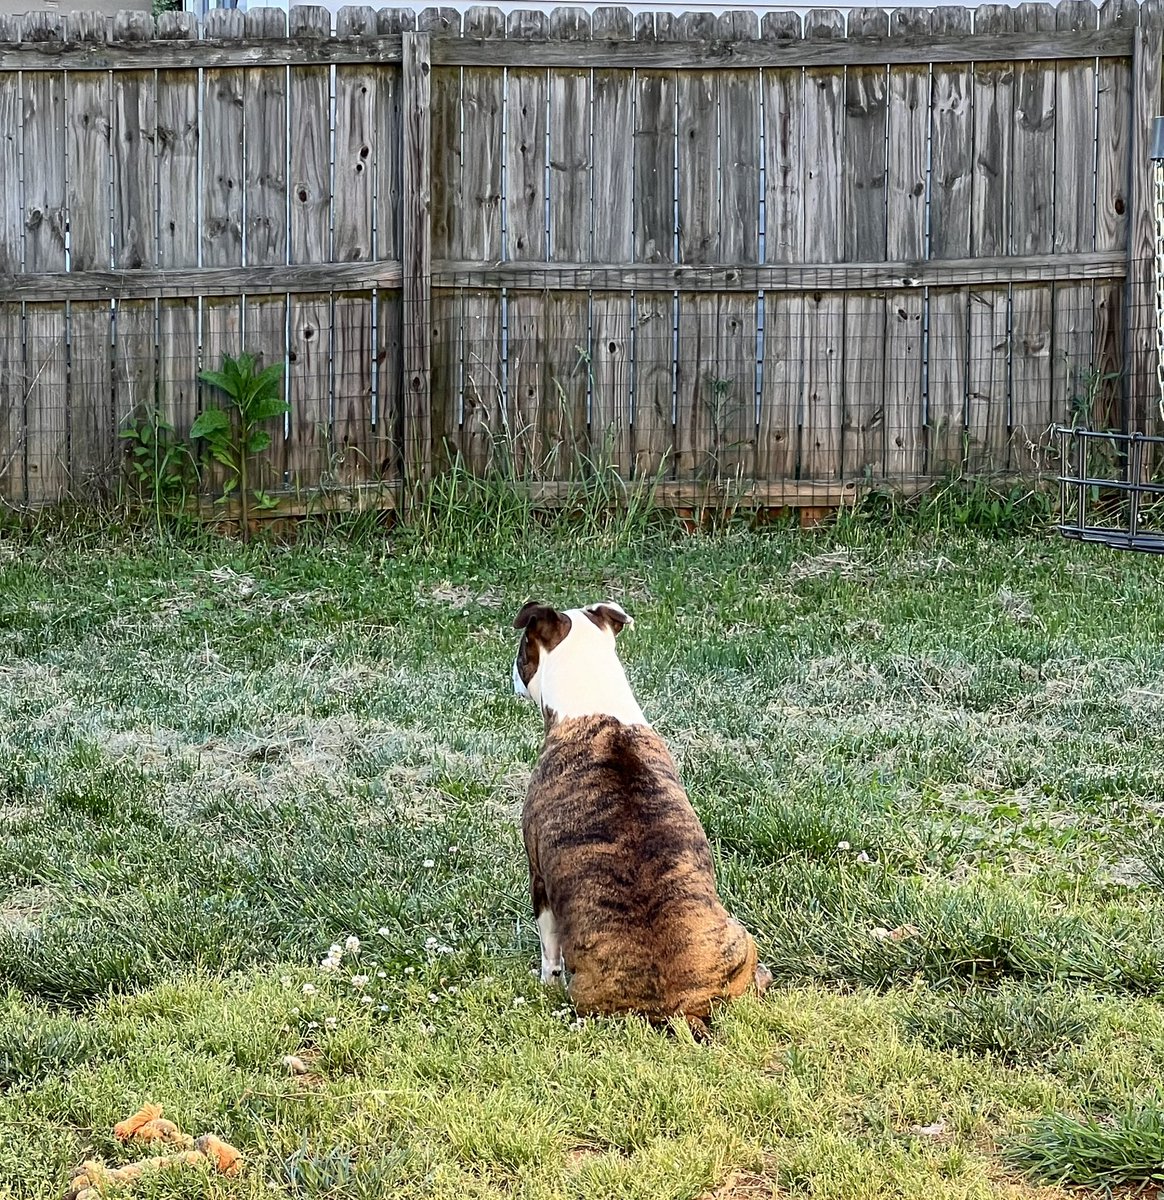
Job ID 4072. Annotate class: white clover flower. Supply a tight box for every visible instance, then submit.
[302,983,317,996]
[280,976,292,987]
[307,1021,318,1030]
[437,945,454,956]
[344,935,361,954]
[329,944,343,959]
[427,992,439,1003]
[568,1018,584,1032]
[377,927,391,937]
[422,859,435,869]
[448,845,459,854]
[404,966,415,975]
[377,971,386,979]
[424,937,438,950]
[857,851,872,864]
[512,996,527,1008]
[360,994,374,1004]
[447,986,459,996]
[320,957,340,971]
[351,974,369,988]
[325,1016,338,1030]
[837,841,851,851]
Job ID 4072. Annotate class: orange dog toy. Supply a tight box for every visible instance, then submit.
[67,1105,243,1199]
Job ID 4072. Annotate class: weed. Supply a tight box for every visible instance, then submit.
[193,352,289,541]
[118,408,195,535]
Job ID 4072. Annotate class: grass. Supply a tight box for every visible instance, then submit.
[4,496,1164,1197]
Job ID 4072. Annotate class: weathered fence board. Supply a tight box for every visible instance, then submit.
[0,3,1152,512]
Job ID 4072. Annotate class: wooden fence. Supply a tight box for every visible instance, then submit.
[0,1,1160,511]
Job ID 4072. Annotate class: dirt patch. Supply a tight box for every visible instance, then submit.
[0,887,52,934]
[697,1169,777,1199]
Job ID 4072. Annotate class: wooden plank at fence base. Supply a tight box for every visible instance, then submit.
[758,294,801,480]
[675,293,716,479]
[23,304,67,503]
[158,299,198,439]
[714,295,758,483]
[590,295,632,476]
[927,288,970,473]
[631,292,674,479]
[884,290,924,480]
[200,297,243,496]
[0,304,23,502]
[799,291,843,479]
[544,295,590,479]
[286,294,331,490]
[68,301,114,496]
[375,290,403,480]
[332,293,375,484]
[112,300,156,488]
[1010,285,1053,472]
[507,292,546,476]
[842,292,885,479]
[460,291,503,474]
[243,294,287,493]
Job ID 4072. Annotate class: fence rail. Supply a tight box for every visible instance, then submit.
[0,1,1160,511]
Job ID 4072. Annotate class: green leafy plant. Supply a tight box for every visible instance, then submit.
[193,352,288,541]
[119,407,195,534]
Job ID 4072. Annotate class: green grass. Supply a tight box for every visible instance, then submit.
[4,504,1164,1198]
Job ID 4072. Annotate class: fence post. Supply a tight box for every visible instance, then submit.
[401,30,432,496]
[1127,0,1164,435]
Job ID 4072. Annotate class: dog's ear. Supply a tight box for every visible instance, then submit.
[583,601,633,636]
[514,600,558,631]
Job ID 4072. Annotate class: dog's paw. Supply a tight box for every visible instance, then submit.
[754,963,773,996]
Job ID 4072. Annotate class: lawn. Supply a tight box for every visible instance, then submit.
[4,502,1164,1199]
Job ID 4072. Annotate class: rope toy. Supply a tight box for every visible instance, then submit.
[67,1105,243,1199]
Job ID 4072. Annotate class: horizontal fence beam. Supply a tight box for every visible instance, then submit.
[434,27,1132,68]
[433,252,1128,293]
[0,252,1126,303]
[0,26,1133,72]
[0,262,405,302]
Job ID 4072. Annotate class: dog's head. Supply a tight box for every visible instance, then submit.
[512,600,642,727]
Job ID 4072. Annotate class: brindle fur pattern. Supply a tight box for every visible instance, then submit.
[514,601,763,1023]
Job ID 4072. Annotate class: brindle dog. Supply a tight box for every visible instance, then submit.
[512,600,770,1033]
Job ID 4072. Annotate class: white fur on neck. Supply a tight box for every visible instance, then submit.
[538,608,647,726]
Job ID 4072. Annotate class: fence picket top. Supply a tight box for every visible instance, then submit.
[289,6,332,38]
[377,9,415,35]
[1014,1,1058,29]
[247,7,288,36]
[417,8,460,33]
[463,6,505,37]
[973,3,1016,33]
[930,7,972,36]
[760,11,802,40]
[113,11,153,40]
[804,9,844,39]
[716,11,759,39]
[336,6,377,36]
[204,8,245,38]
[506,8,546,37]
[1057,0,1098,28]
[64,11,110,42]
[592,7,634,37]
[156,11,196,39]
[22,12,63,39]
[548,7,591,37]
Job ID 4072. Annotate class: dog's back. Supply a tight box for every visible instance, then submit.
[523,714,758,1020]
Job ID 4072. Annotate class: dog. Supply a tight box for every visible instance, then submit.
[512,599,770,1031]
